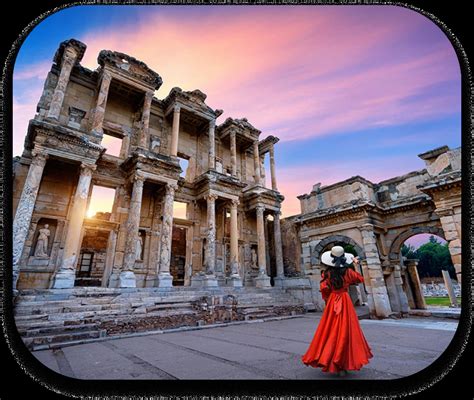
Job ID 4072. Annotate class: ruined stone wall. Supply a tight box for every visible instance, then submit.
[61,79,95,130]
[280,218,301,275]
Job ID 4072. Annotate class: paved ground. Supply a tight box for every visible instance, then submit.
[32,313,458,380]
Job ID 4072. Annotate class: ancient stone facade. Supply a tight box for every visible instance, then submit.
[13,39,285,292]
[282,145,462,318]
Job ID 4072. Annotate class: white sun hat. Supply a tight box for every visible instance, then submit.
[321,245,354,267]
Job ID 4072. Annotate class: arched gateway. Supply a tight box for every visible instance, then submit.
[285,145,461,319]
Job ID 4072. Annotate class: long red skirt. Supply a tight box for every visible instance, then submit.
[301,291,373,373]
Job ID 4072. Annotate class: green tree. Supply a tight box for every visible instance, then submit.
[414,235,455,279]
[401,243,417,259]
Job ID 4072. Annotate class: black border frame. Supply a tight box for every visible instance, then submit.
[1,1,472,399]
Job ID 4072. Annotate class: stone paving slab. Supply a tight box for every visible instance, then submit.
[31,312,458,380]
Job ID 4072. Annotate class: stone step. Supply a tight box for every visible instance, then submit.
[22,330,103,349]
[18,322,99,337]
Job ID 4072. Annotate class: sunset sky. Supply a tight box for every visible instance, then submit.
[13,5,460,248]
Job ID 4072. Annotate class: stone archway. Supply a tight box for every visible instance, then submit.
[310,235,365,266]
[388,226,445,263]
[388,225,445,313]
[310,235,367,307]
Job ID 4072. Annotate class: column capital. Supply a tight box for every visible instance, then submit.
[436,208,455,217]
[80,163,97,175]
[144,90,154,101]
[360,223,375,232]
[165,182,177,196]
[30,151,49,166]
[101,70,112,84]
[274,210,282,217]
[230,198,240,208]
[255,204,265,214]
[207,193,218,202]
[173,104,181,113]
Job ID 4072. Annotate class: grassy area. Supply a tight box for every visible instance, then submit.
[424,297,461,306]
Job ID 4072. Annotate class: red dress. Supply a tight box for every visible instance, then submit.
[301,268,373,373]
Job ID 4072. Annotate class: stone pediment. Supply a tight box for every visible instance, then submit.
[97,50,163,90]
[53,39,87,67]
[164,87,218,118]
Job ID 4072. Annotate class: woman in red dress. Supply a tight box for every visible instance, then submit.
[301,245,373,376]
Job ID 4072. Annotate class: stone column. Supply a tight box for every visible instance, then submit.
[384,272,401,313]
[230,131,237,177]
[52,163,95,289]
[139,90,154,150]
[228,199,242,287]
[89,71,112,137]
[438,209,462,284]
[406,259,426,309]
[273,210,285,287]
[392,263,409,313]
[269,144,278,191]
[157,183,176,288]
[13,151,49,289]
[360,224,392,318]
[255,205,271,288]
[170,106,180,157]
[102,230,117,287]
[253,140,261,185]
[120,173,145,288]
[203,194,219,286]
[208,120,216,170]
[260,155,266,187]
[442,269,459,307]
[47,46,79,120]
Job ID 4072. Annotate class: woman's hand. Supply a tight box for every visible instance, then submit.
[353,256,360,267]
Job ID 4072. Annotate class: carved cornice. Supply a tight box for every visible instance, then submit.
[98,50,163,89]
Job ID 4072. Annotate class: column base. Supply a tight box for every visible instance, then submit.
[119,270,137,288]
[190,273,204,288]
[52,269,76,289]
[255,274,272,288]
[272,276,285,287]
[107,272,120,288]
[202,274,219,287]
[227,274,243,287]
[156,272,174,288]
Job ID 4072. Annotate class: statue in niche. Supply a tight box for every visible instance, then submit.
[34,224,51,258]
[135,235,143,261]
[250,248,258,270]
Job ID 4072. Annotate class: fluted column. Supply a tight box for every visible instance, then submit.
[157,183,176,287]
[228,199,242,286]
[269,144,278,191]
[230,131,237,177]
[205,194,217,274]
[260,155,266,187]
[139,90,154,150]
[13,151,49,289]
[253,140,261,185]
[47,46,79,120]
[273,210,285,286]
[120,172,145,288]
[170,105,180,157]
[255,205,271,288]
[208,120,216,170]
[89,71,112,137]
[52,163,96,289]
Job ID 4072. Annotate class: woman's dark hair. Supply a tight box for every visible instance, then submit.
[321,254,351,290]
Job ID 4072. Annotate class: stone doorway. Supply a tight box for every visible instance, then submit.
[75,228,110,287]
[170,226,187,286]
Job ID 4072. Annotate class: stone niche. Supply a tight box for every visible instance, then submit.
[28,218,58,266]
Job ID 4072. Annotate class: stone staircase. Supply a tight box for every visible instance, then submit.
[14,286,306,350]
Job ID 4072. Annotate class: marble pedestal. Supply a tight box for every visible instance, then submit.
[119,271,137,288]
[52,270,76,289]
[255,274,272,288]
[156,272,174,288]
